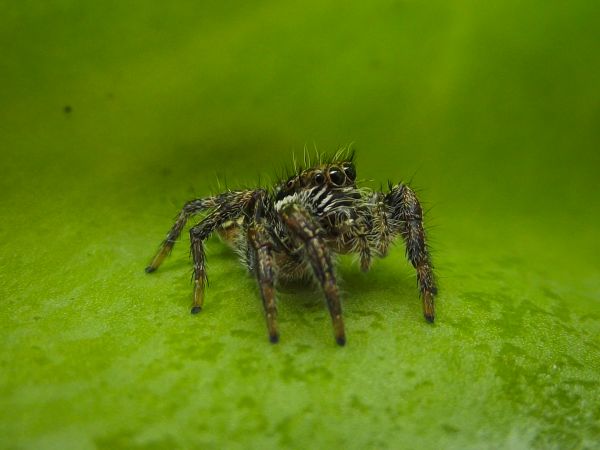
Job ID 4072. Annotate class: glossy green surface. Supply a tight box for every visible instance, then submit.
[1,1,599,448]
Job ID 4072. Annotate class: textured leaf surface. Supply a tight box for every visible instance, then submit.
[1,1,599,449]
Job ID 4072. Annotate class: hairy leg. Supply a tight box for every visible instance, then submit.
[146,197,218,273]
[188,210,241,314]
[385,183,437,322]
[280,203,346,346]
[248,223,279,343]
[147,190,258,313]
[242,191,280,343]
[146,191,254,273]
[188,217,218,314]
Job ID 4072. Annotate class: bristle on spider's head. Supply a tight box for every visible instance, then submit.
[283,146,356,179]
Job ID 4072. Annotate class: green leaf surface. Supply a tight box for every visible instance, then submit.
[1,1,599,449]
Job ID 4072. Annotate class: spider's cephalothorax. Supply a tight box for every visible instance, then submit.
[145,152,437,346]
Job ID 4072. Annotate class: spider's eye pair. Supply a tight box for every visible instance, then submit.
[313,169,344,186]
[313,163,356,186]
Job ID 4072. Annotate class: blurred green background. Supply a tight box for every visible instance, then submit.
[1,1,599,448]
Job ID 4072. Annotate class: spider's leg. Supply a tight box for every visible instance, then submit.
[186,191,262,313]
[183,191,259,313]
[146,197,218,273]
[243,192,280,343]
[280,203,346,346]
[188,210,236,314]
[189,222,210,314]
[248,223,279,343]
[146,191,254,273]
[385,183,437,322]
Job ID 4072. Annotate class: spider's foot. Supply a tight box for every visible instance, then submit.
[145,265,156,273]
[192,280,205,314]
[265,312,279,344]
[422,291,435,323]
[332,314,346,346]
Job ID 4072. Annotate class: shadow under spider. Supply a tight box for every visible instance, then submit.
[159,240,419,317]
[274,257,417,311]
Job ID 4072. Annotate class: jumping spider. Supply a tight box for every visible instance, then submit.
[146,151,437,346]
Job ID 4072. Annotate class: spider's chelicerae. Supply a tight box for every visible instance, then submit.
[146,151,437,346]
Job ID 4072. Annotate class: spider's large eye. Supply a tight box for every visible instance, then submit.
[342,163,356,182]
[314,172,325,184]
[328,167,345,186]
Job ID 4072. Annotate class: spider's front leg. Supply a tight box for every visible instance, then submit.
[280,203,346,346]
[386,183,437,322]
